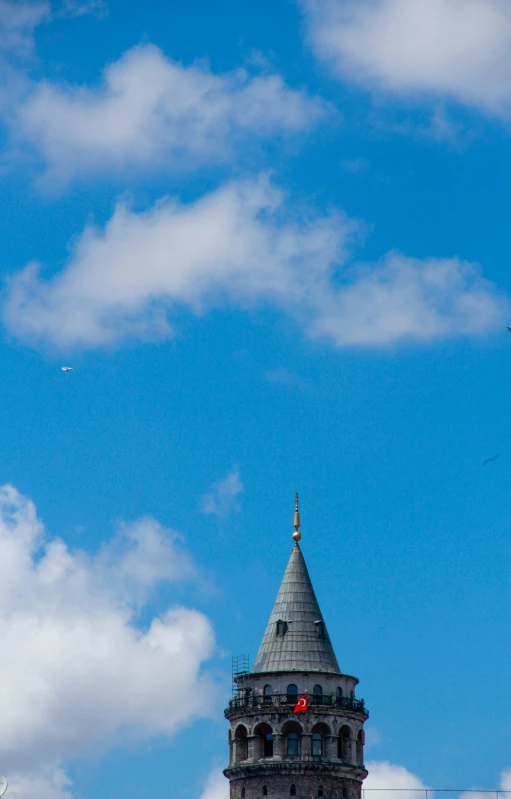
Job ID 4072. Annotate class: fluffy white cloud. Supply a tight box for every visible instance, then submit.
[501,769,511,791]
[2,176,341,346]
[458,767,511,799]
[198,768,229,799]
[301,0,511,116]
[0,484,218,798]
[0,1,49,55]
[365,761,429,799]
[310,251,506,345]
[13,43,326,182]
[3,176,506,350]
[367,761,511,799]
[6,767,73,799]
[202,468,243,518]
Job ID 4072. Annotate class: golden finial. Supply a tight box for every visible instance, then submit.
[292,492,301,542]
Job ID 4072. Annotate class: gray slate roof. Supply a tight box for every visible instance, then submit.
[252,543,341,674]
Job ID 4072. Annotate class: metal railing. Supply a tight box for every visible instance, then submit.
[226,692,366,713]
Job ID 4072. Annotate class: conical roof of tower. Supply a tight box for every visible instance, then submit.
[252,542,341,674]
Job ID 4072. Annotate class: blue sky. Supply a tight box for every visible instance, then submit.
[2,1,511,798]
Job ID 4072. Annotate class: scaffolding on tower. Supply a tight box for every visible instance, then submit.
[231,654,250,698]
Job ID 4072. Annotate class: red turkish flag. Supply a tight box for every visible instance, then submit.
[294,694,308,714]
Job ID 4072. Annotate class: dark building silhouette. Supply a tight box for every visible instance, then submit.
[224,496,368,799]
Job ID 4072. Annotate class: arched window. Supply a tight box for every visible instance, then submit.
[263,788,268,797]
[235,725,248,762]
[312,732,323,757]
[241,791,245,799]
[310,722,329,759]
[263,684,272,704]
[336,686,343,703]
[287,732,298,756]
[287,683,298,702]
[290,787,296,797]
[343,789,348,799]
[312,684,322,705]
[283,720,302,757]
[338,726,352,761]
[255,723,273,759]
[318,788,324,798]
[350,689,354,700]
[356,729,365,765]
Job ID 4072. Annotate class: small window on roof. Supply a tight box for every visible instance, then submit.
[276,620,288,636]
[315,620,325,638]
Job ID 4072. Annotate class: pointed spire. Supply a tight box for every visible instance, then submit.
[293,492,301,542]
[252,497,341,674]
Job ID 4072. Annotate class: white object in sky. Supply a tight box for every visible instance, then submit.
[0,776,8,796]
[61,367,73,372]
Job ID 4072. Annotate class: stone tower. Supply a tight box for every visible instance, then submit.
[224,497,368,799]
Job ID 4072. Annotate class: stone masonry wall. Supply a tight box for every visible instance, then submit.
[228,771,362,799]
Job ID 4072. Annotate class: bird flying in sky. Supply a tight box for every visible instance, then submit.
[61,367,73,372]
[483,453,501,466]
[507,327,511,332]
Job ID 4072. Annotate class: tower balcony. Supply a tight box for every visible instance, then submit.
[225,692,367,717]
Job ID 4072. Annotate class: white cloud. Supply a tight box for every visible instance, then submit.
[458,767,511,799]
[3,176,507,351]
[202,468,244,518]
[501,769,511,791]
[301,0,511,117]
[198,768,229,799]
[1,176,342,347]
[365,761,429,799]
[310,251,507,345]
[366,761,511,799]
[0,1,49,55]
[13,43,326,183]
[0,484,218,799]
[6,767,73,799]
[96,516,196,592]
